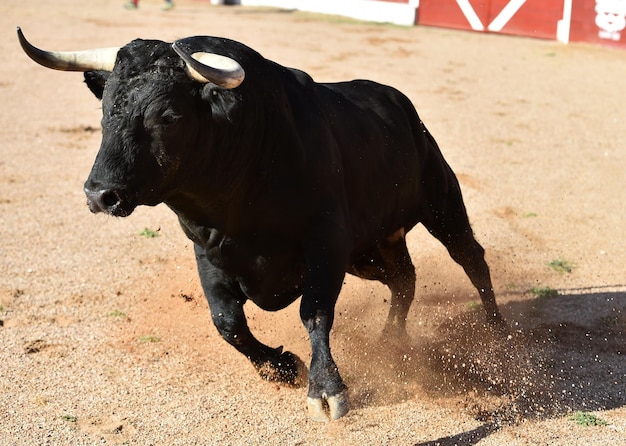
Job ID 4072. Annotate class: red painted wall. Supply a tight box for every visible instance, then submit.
[417,0,626,48]
[418,0,489,32]
[492,0,564,40]
[417,0,565,40]
[569,0,626,48]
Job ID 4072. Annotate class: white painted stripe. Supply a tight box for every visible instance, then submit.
[222,0,418,26]
[456,0,485,31]
[557,0,573,43]
[487,0,527,32]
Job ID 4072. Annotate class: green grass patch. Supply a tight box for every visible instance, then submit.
[138,227,160,238]
[138,335,160,343]
[599,315,624,334]
[569,411,607,426]
[466,301,482,312]
[547,258,573,273]
[522,212,538,218]
[108,310,127,318]
[494,138,517,146]
[529,286,559,299]
[528,286,558,317]
[61,414,77,423]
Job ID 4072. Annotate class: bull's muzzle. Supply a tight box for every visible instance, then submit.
[84,187,126,216]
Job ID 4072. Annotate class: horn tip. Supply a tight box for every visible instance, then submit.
[16,26,25,40]
[16,26,29,51]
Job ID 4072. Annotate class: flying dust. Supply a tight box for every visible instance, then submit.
[332,287,626,427]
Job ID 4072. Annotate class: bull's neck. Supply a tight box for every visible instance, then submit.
[166,140,274,235]
[166,86,304,235]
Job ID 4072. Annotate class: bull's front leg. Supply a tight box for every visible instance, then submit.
[301,299,349,421]
[301,216,351,421]
[194,244,305,385]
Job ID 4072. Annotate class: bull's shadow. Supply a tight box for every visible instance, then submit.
[335,289,626,431]
[497,289,626,416]
[415,422,499,446]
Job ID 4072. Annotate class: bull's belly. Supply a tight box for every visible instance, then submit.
[206,237,306,311]
[238,258,306,311]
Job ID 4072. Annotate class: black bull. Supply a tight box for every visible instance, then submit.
[18,29,505,421]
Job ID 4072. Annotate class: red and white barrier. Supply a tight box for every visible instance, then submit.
[211,0,626,48]
[417,0,626,48]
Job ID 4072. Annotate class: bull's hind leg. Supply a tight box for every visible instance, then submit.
[380,231,417,336]
[421,185,506,329]
[350,229,416,337]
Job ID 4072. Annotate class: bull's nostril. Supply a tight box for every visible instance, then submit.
[101,190,121,208]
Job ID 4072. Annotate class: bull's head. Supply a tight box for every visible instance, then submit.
[17,28,245,217]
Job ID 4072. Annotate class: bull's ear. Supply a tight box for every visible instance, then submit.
[83,71,110,100]
[201,84,242,124]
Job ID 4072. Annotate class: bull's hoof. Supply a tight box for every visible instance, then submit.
[488,313,509,334]
[307,390,350,422]
[254,349,307,387]
[380,323,411,343]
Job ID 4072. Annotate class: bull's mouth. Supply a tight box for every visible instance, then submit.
[85,188,136,217]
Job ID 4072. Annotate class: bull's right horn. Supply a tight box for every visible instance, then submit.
[17,27,119,72]
[172,41,245,89]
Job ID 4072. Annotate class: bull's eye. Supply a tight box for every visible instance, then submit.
[160,110,181,126]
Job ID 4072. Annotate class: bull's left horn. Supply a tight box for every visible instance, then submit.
[17,27,119,72]
[172,41,244,89]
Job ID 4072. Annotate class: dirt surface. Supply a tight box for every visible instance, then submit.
[2,1,625,444]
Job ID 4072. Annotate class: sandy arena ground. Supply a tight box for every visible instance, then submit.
[1,1,625,444]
